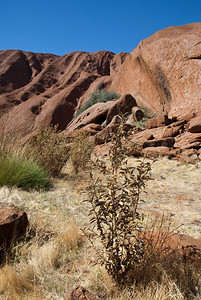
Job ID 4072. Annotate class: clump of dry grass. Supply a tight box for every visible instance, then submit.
[0,264,42,300]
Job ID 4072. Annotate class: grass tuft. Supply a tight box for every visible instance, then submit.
[0,152,51,190]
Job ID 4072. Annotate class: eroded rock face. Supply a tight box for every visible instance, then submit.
[0,208,28,262]
[65,101,115,134]
[0,50,127,137]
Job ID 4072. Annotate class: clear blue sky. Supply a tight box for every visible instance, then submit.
[0,0,200,56]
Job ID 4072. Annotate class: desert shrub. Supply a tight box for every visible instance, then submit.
[74,89,120,118]
[0,152,51,190]
[132,107,157,129]
[133,117,149,129]
[69,132,93,174]
[27,125,69,176]
[84,118,151,285]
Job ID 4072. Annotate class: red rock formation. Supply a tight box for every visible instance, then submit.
[111,23,201,119]
[0,23,201,161]
[106,94,137,124]
[0,50,127,137]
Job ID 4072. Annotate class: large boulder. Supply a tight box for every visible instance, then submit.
[145,114,172,129]
[65,101,115,134]
[0,208,28,261]
[106,94,137,125]
[174,132,201,150]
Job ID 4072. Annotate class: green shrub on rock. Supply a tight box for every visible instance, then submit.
[74,89,120,118]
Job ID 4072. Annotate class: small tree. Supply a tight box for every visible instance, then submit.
[84,118,151,285]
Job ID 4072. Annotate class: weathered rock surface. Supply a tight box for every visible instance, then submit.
[105,94,137,125]
[65,101,115,134]
[145,114,173,129]
[131,106,144,122]
[142,146,179,158]
[111,23,201,119]
[143,137,175,148]
[65,286,99,300]
[94,122,133,145]
[188,116,201,133]
[0,208,28,261]
[66,123,102,138]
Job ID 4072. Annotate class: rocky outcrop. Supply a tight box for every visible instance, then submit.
[65,101,115,134]
[0,208,28,261]
[188,116,201,133]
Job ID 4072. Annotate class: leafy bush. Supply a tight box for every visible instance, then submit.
[69,132,93,174]
[84,118,151,285]
[74,89,120,118]
[132,107,157,129]
[0,152,51,190]
[133,117,149,129]
[27,125,69,176]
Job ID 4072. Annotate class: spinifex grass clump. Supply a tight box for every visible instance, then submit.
[0,152,51,190]
[84,118,151,285]
[27,125,69,176]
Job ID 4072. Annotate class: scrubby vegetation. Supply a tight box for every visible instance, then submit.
[27,125,69,176]
[84,119,151,285]
[69,132,93,174]
[74,89,120,118]
[0,120,200,299]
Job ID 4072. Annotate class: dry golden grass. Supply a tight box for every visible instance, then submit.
[0,264,42,300]
[0,156,200,299]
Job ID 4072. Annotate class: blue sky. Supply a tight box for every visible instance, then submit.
[0,0,200,56]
